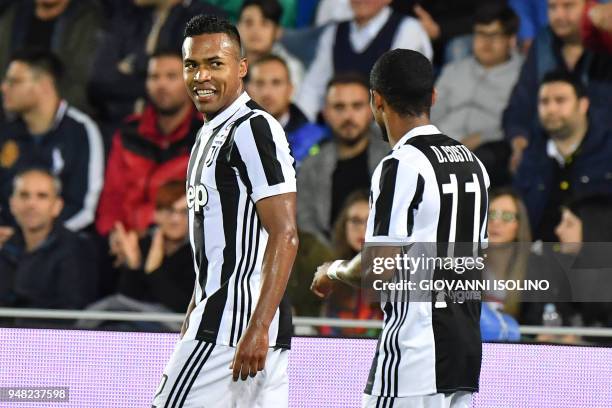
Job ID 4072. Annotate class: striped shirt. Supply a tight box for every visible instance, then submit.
[364,124,490,398]
[182,92,296,348]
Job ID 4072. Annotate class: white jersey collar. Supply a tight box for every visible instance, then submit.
[203,91,251,129]
[393,124,441,151]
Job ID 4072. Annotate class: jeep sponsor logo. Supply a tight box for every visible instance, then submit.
[187,184,209,212]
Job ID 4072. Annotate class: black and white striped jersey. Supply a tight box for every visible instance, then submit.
[182,92,296,348]
[364,124,490,397]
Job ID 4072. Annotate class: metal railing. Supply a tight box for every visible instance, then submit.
[1,308,612,337]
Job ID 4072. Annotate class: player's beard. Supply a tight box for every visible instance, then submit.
[374,119,389,142]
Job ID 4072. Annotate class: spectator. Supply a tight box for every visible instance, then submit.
[393,0,488,64]
[484,187,532,317]
[522,195,612,344]
[314,0,353,26]
[582,0,612,53]
[237,0,304,91]
[320,190,382,336]
[96,50,200,237]
[508,0,548,53]
[296,0,432,121]
[78,181,193,331]
[206,0,297,27]
[0,49,104,231]
[514,71,612,242]
[432,3,522,187]
[0,169,97,311]
[503,0,612,171]
[555,195,612,336]
[297,74,388,244]
[247,55,327,165]
[0,0,103,114]
[433,3,521,149]
[88,0,224,126]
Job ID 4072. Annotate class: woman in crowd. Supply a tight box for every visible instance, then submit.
[484,187,532,318]
[553,195,612,339]
[78,180,193,331]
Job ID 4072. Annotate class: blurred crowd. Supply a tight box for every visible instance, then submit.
[0,0,611,342]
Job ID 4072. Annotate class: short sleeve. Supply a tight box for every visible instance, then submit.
[366,156,424,243]
[233,113,297,202]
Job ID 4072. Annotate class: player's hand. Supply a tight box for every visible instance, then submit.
[230,324,269,381]
[310,262,334,298]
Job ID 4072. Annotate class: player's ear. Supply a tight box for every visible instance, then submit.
[370,90,384,113]
[239,58,248,79]
[431,88,438,108]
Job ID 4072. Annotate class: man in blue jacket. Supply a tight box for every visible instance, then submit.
[514,70,612,241]
[503,0,612,171]
[0,49,104,231]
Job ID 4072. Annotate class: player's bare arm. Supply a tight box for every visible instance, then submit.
[311,246,400,298]
[231,192,298,381]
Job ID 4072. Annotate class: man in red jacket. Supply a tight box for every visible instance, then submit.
[96,49,202,239]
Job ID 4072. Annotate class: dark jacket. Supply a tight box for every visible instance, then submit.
[117,234,193,313]
[88,1,224,124]
[95,105,200,235]
[513,118,612,238]
[0,224,98,309]
[0,0,103,114]
[297,130,389,244]
[0,101,105,231]
[503,26,612,142]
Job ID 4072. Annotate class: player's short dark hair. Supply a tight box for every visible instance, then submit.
[249,54,290,77]
[239,0,283,25]
[474,2,519,35]
[540,70,587,98]
[370,49,434,117]
[326,72,370,93]
[9,48,63,85]
[184,14,242,52]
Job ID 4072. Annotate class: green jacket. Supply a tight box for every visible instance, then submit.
[287,231,335,317]
[204,0,297,27]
